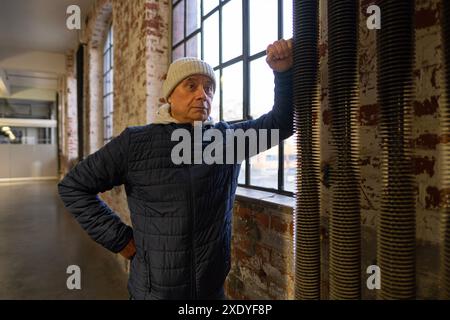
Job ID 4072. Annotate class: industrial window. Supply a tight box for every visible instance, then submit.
[103,25,114,144]
[171,0,295,195]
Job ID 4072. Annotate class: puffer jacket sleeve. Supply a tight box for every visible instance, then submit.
[57,128,133,253]
[230,68,293,144]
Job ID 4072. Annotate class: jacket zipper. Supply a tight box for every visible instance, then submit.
[188,127,197,299]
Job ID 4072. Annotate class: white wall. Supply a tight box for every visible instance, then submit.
[0,144,58,179]
[0,49,66,74]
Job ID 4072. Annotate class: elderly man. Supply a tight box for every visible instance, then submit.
[58,38,293,300]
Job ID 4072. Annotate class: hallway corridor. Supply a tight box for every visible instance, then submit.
[0,181,128,299]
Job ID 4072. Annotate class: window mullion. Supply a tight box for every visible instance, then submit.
[278,0,284,191]
[243,0,250,186]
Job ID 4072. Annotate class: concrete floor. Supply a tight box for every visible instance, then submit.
[0,180,129,300]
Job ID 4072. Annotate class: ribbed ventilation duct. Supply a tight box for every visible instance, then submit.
[327,0,360,299]
[376,1,416,299]
[293,0,321,299]
[441,0,450,300]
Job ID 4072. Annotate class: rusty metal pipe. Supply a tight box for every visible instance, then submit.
[293,0,321,299]
[327,0,361,299]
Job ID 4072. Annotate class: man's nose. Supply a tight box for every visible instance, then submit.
[195,86,208,100]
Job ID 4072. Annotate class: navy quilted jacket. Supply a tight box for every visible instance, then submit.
[57,69,293,300]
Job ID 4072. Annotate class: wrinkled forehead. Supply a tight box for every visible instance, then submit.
[181,74,214,85]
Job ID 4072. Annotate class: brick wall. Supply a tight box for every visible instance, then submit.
[59,49,78,175]
[226,197,294,299]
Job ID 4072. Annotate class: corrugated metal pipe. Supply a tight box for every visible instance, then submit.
[327,0,361,299]
[376,1,416,299]
[440,0,450,300]
[293,0,321,299]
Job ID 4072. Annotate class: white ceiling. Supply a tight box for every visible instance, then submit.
[0,0,95,99]
[0,0,95,53]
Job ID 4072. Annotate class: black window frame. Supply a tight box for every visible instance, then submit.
[171,0,294,197]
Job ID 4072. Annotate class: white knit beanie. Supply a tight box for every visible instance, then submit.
[163,57,216,100]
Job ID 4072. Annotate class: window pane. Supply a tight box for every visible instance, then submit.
[103,97,108,117]
[203,12,219,67]
[203,0,218,15]
[109,94,114,116]
[187,0,200,35]
[109,71,113,94]
[103,51,110,72]
[105,71,109,94]
[103,118,107,141]
[249,0,278,55]
[222,61,243,121]
[250,56,274,118]
[172,1,185,45]
[103,72,107,94]
[172,44,184,60]
[222,0,242,62]
[283,134,296,192]
[110,69,114,93]
[210,69,220,122]
[238,160,245,184]
[250,145,278,189]
[186,33,201,57]
[283,0,293,39]
[103,29,110,53]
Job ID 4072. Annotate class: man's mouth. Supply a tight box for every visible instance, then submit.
[191,106,207,111]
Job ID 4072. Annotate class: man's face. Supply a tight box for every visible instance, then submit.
[168,74,215,124]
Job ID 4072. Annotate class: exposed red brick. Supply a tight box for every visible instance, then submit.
[234,246,251,262]
[319,43,328,58]
[236,206,252,220]
[145,3,159,10]
[321,88,328,103]
[372,157,380,169]
[254,213,270,229]
[425,186,441,209]
[413,96,439,117]
[271,216,288,234]
[226,286,246,300]
[320,226,328,240]
[413,156,435,177]
[441,134,450,144]
[361,0,380,15]
[415,133,440,150]
[415,7,438,30]
[359,104,379,126]
[360,157,371,166]
[431,67,438,88]
[257,268,268,282]
[322,109,331,125]
[255,244,271,263]
[144,17,163,31]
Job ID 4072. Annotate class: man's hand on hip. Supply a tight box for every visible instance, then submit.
[120,237,136,260]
